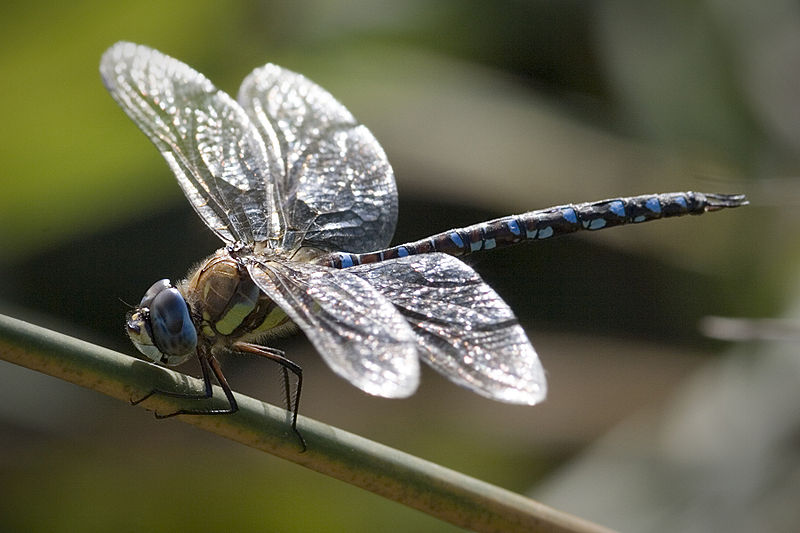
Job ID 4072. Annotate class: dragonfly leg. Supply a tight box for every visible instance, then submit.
[233,341,306,451]
[131,355,239,417]
[130,355,213,406]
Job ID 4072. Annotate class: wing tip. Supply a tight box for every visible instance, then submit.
[499,385,548,406]
[499,366,548,405]
[353,360,421,399]
[362,379,420,399]
[461,366,548,406]
[99,41,150,89]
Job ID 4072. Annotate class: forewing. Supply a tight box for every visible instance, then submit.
[238,65,397,252]
[348,254,546,405]
[246,260,419,398]
[100,42,285,244]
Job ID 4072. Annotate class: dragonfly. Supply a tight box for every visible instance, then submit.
[100,42,746,449]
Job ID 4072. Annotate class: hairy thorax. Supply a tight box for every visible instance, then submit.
[178,249,294,351]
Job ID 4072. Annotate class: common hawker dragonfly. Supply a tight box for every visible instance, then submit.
[100,42,746,449]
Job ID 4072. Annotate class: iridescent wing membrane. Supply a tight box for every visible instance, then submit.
[238,64,398,253]
[100,42,285,244]
[247,260,420,397]
[101,42,545,404]
[347,255,546,403]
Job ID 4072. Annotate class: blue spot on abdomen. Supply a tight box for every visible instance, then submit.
[563,208,578,224]
[645,197,661,213]
[449,232,465,248]
[584,218,607,230]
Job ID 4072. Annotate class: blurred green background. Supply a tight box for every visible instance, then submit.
[1,1,798,531]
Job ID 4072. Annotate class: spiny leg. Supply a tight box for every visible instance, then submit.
[130,354,216,406]
[132,355,238,417]
[234,341,305,451]
[280,366,291,415]
[265,354,295,430]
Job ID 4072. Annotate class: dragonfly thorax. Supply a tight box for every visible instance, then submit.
[180,249,293,348]
[127,249,294,366]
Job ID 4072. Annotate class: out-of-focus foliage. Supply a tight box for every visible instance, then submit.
[1,1,798,531]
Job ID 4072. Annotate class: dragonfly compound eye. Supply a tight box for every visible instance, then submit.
[139,279,172,308]
[149,287,198,365]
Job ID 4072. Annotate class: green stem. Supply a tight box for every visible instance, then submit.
[0,313,613,533]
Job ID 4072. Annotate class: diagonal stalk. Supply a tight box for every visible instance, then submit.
[0,313,614,533]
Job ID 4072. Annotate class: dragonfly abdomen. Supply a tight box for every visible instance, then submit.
[325,192,747,268]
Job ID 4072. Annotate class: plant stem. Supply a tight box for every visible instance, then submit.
[0,313,613,533]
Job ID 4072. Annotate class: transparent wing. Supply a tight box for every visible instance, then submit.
[348,254,546,404]
[100,42,285,244]
[246,259,419,397]
[238,64,397,253]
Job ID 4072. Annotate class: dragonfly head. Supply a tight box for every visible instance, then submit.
[126,279,197,366]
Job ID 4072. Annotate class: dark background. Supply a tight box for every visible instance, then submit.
[0,1,795,531]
